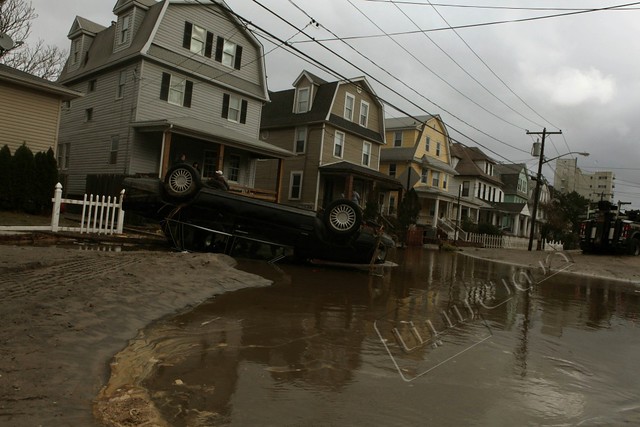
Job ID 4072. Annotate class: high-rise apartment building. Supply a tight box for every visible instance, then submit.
[554,158,615,202]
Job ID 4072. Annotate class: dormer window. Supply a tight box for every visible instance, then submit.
[183,22,213,57]
[359,101,369,127]
[296,87,310,113]
[344,92,355,121]
[72,39,81,64]
[120,15,131,44]
[215,37,243,69]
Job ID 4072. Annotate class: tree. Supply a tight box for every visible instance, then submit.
[33,148,58,213]
[0,0,67,80]
[0,144,11,209]
[396,189,421,245]
[540,189,589,248]
[11,143,35,212]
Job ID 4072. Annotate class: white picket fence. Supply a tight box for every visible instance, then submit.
[466,233,563,251]
[0,183,125,235]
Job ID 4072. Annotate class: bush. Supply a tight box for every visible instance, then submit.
[0,145,11,209]
[11,143,36,212]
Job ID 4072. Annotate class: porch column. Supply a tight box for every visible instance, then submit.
[217,145,225,171]
[275,158,284,203]
[160,129,173,179]
[513,213,520,235]
[345,175,354,200]
[432,198,440,227]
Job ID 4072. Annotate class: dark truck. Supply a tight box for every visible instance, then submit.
[123,164,394,265]
[579,201,640,256]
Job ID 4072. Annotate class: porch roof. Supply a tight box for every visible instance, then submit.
[319,161,403,189]
[488,202,530,216]
[413,185,457,201]
[132,117,294,159]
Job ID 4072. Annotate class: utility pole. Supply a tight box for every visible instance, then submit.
[526,128,562,251]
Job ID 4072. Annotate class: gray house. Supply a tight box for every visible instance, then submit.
[57,0,290,197]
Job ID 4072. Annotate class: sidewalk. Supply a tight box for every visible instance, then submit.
[459,247,640,284]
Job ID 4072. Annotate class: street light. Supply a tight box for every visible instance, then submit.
[527,146,589,251]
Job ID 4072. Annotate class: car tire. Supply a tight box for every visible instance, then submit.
[323,199,362,236]
[164,164,202,200]
[629,238,640,256]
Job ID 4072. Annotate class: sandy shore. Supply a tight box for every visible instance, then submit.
[0,242,638,426]
[0,245,271,427]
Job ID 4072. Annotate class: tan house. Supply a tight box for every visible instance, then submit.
[380,114,458,228]
[0,64,80,155]
[257,71,401,210]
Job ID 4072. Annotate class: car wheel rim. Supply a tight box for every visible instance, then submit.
[169,169,192,193]
[329,204,357,231]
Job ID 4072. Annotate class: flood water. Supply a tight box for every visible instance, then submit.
[128,248,640,426]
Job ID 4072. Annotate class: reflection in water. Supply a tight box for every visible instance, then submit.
[98,248,640,426]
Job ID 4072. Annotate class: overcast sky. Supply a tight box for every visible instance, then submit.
[28,0,640,208]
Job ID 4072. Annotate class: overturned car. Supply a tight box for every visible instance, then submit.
[124,164,394,265]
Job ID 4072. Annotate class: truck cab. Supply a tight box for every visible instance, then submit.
[579,201,640,255]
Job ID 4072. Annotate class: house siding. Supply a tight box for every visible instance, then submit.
[58,64,139,194]
[136,61,261,140]
[0,83,62,154]
[151,4,264,98]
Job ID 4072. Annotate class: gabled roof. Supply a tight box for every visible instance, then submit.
[450,143,503,186]
[0,64,81,100]
[385,114,436,130]
[492,202,530,216]
[68,16,107,38]
[495,163,527,176]
[292,70,327,87]
[261,74,384,144]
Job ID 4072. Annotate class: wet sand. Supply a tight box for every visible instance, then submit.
[0,244,638,426]
[0,245,271,427]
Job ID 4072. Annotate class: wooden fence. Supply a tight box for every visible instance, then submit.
[0,183,125,235]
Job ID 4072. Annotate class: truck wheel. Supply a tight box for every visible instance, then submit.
[164,164,202,200]
[324,199,362,236]
[629,238,640,256]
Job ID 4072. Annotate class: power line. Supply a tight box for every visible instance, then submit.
[291,1,640,42]
[362,1,640,12]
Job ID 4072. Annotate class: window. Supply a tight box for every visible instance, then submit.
[462,181,470,197]
[344,93,355,121]
[421,168,428,184]
[160,73,193,107]
[334,131,344,158]
[72,39,80,64]
[215,37,243,69]
[84,108,93,122]
[117,70,126,99]
[202,150,218,179]
[88,79,96,92]
[359,101,369,127]
[432,171,440,187]
[289,171,303,200]
[389,163,396,177]
[443,174,448,189]
[362,141,371,167]
[436,142,441,156]
[425,136,430,151]
[57,143,70,170]
[296,87,310,113]
[228,154,240,182]
[120,15,130,44]
[394,131,402,147]
[294,127,307,153]
[183,22,213,57]
[222,93,248,123]
[389,195,396,214]
[109,135,119,165]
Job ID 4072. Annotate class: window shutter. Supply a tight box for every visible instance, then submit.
[160,72,170,101]
[234,45,243,70]
[240,99,248,124]
[183,22,192,49]
[184,80,193,108]
[215,36,224,62]
[205,31,214,58]
[221,93,229,119]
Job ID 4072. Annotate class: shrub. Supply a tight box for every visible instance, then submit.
[0,145,11,209]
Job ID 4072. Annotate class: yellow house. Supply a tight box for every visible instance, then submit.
[0,64,80,156]
[380,114,458,229]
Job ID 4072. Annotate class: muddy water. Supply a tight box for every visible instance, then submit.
[126,248,640,426]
